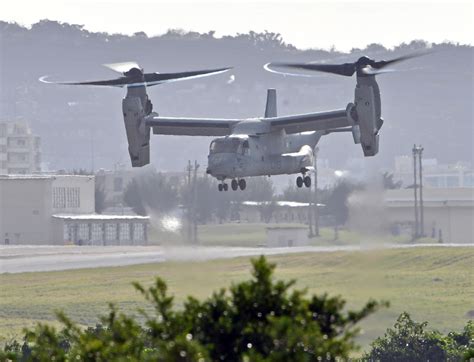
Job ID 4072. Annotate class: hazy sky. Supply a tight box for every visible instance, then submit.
[2,0,472,51]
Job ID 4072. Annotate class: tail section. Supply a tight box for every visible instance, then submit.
[264,88,277,118]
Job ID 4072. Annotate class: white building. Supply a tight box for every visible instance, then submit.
[394,156,473,188]
[95,166,137,206]
[384,188,474,244]
[348,187,473,244]
[0,175,52,244]
[239,201,324,224]
[0,174,149,245]
[0,121,41,174]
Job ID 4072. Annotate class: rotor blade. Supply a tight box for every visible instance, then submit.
[373,50,431,69]
[39,67,232,88]
[143,67,232,86]
[39,75,128,87]
[263,63,323,78]
[267,62,356,77]
[103,61,141,73]
[361,66,397,75]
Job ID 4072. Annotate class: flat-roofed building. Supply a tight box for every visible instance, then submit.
[0,175,52,244]
[51,214,149,245]
[0,174,149,245]
[52,175,95,214]
[384,188,474,244]
[238,201,324,224]
[393,156,473,189]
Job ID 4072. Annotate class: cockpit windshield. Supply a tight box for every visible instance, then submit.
[210,137,249,154]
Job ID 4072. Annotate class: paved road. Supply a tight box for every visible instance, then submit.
[0,243,471,274]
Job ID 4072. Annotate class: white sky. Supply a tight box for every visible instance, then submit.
[2,0,472,51]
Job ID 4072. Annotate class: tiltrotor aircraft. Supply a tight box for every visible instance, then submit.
[42,53,421,191]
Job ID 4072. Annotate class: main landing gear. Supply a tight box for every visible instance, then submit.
[296,175,311,188]
[218,183,228,192]
[219,179,246,191]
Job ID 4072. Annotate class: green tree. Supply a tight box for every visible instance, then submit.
[1,257,386,361]
[94,183,106,214]
[123,172,179,216]
[382,171,403,189]
[322,180,362,227]
[365,312,473,361]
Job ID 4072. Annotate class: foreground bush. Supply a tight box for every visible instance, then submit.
[365,312,473,361]
[1,256,385,361]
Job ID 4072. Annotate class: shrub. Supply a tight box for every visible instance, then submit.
[365,312,473,361]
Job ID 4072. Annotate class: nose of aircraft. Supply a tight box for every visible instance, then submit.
[207,154,237,177]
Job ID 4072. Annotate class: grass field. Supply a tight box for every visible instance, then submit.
[1,246,472,351]
[151,223,416,247]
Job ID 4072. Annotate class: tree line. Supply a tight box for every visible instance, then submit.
[1,20,472,171]
[120,170,376,227]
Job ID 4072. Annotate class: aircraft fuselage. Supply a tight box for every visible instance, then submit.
[206,129,321,180]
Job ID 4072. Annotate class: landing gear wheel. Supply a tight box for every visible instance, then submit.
[218,184,223,192]
[296,176,303,188]
[238,179,246,190]
[223,183,228,191]
[304,176,311,188]
[231,179,238,191]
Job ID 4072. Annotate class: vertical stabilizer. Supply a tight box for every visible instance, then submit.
[264,88,277,118]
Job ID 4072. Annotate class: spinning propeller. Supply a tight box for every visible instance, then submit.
[40,62,232,87]
[265,51,429,77]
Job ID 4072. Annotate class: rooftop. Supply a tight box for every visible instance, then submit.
[52,214,149,221]
[241,201,325,208]
[0,174,94,180]
[0,174,52,180]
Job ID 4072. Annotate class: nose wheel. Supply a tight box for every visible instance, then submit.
[296,175,311,188]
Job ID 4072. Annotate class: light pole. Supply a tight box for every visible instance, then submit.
[418,146,424,236]
[412,145,419,238]
[412,145,424,239]
[314,147,320,236]
[192,160,200,244]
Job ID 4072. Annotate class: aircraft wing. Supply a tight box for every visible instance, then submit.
[146,116,240,136]
[268,109,350,134]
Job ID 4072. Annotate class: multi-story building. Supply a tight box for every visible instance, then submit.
[0,121,41,174]
[394,156,473,188]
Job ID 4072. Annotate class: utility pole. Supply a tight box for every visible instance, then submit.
[90,129,95,174]
[186,161,193,243]
[308,190,314,237]
[308,167,314,237]
[418,145,424,237]
[192,160,200,244]
[412,144,419,239]
[186,160,192,185]
[314,147,320,236]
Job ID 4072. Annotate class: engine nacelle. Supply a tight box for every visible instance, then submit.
[122,96,150,167]
[352,76,382,156]
[346,103,361,144]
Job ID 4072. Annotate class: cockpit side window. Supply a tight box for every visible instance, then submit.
[242,140,250,155]
[209,138,242,154]
[210,140,217,153]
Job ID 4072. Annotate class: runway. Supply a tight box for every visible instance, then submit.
[0,243,471,274]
